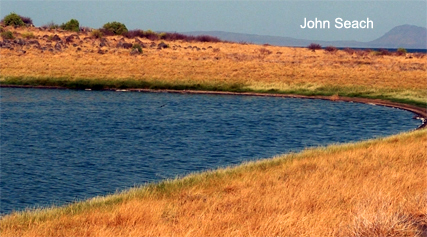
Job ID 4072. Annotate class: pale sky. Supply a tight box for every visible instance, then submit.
[1,0,425,42]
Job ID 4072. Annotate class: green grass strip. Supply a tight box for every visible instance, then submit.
[1,76,426,108]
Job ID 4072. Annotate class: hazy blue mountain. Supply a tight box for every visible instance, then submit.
[182,25,426,49]
[367,25,426,49]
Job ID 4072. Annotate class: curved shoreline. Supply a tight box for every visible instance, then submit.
[2,84,426,129]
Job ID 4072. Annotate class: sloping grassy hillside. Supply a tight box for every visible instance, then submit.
[1,130,426,236]
[1,26,426,106]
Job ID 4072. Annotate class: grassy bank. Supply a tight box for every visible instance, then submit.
[1,26,426,107]
[1,129,426,236]
[1,76,426,108]
[0,76,248,93]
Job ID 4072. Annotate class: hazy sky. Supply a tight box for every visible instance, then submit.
[1,1,425,42]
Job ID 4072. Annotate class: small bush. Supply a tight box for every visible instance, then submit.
[158,32,167,40]
[132,43,143,53]
[364,49,373,54]
[102,21,128,35]
[355,49,368,57]
[123,29,221,43]
[325,46,338,53]
[308,43,322,52]
[1,31,14,39]
[123,29,145,38]
[2,12,25,27]
[162,32,188,41]
[19,15,33,25]
[60,19,80,32]
[343,48,355,55]
[21,32,35,39]
[99,28,115,36]
[159,33,221,43]
[143,29,158,40]
[195,35,221,43]
[396,48,407,56]
[377,49,391,56]
[91,29,103,39]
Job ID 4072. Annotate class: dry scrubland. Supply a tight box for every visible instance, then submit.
[1,26,427,236]
[1,130,426,236]
[0,26,426,106]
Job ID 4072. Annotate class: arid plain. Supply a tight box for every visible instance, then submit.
[1,26,426,236]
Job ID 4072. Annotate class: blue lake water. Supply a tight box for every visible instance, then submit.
[0,88,421,214]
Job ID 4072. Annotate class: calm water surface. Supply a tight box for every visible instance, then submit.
[0,88,421,214]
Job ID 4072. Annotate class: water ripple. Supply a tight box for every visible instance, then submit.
[0,88,421,214]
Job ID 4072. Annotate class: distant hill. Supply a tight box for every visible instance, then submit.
[182,25,427,49]
[368,25,426,49]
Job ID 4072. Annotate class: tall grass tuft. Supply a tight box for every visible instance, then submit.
[1,31,14,40]
[21,32,35,39]
[91,29,103,39]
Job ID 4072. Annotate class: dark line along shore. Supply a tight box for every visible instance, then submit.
[2,84,426,129]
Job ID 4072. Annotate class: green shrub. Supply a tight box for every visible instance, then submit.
[102,21,128,35]
[158,32,167,40]
[60,19,80,32]
[2,12,25,27]
[396,48,407,56]
[91,29,103,39]
[21,32,35,39]
[145,29,155,35]
[132,44,143,53]
[1,31,14,39]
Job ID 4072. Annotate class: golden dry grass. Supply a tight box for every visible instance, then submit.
[1,27,426,94]
[1,130,426,236]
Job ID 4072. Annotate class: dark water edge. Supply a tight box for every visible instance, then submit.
[335,47,427,53]
[0,88,422,215]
